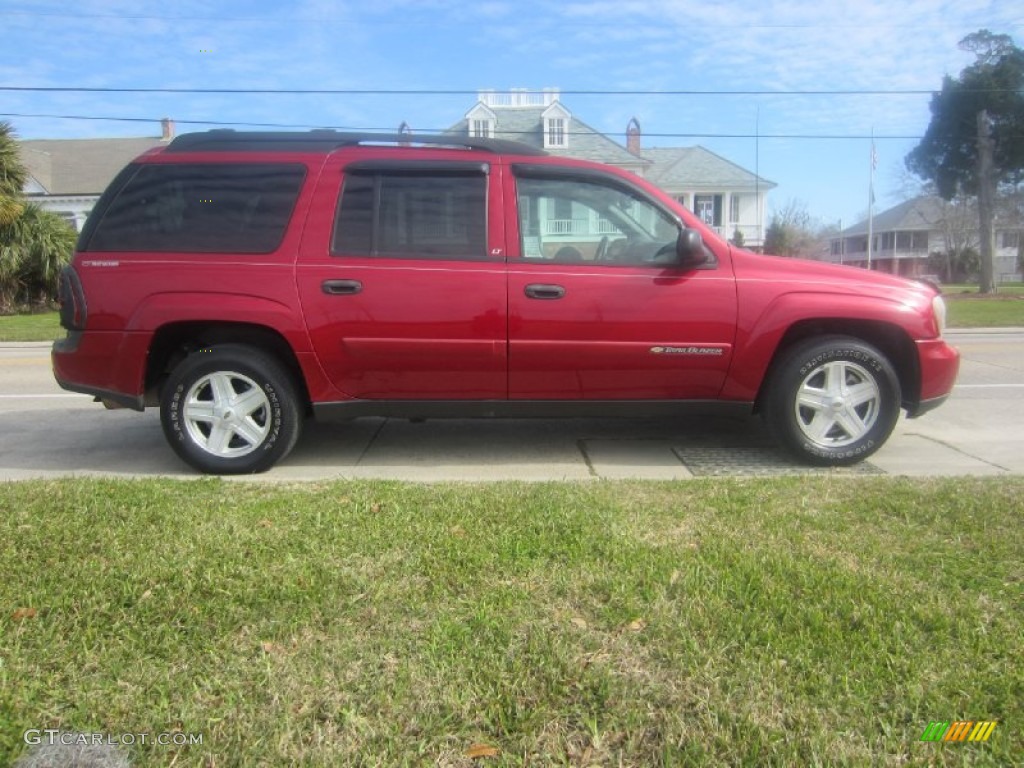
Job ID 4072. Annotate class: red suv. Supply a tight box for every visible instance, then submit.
[52,131,959,474]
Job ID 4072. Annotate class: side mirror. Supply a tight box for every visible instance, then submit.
[676,228,708,267]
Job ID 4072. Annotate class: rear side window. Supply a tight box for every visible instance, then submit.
[83,163,306,253]
[332,171,486,259]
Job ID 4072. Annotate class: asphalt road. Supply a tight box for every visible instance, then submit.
[1,329,1022,481]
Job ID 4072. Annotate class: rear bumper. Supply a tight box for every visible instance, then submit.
[51,330,149,412]
[906,338,960,418]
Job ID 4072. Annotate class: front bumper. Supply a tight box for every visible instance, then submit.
[906,338,960,418]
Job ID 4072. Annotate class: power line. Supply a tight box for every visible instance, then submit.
[0,85,959,96]
[0,112,926,140]
[2,9,1017,31]
[0,113,351,130]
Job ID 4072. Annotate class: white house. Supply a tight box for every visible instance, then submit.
[17,119,175,231]
[828,196,1022,282]
[450,89,775,248]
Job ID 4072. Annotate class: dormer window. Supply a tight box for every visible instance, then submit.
[470,118,493,138]
[542,101,571,149]
[546,118,566,147]
[465,102,497,140]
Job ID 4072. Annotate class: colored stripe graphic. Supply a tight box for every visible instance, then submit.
[920,721,996,742]
[944,721,973,741]
[969,721,997,742]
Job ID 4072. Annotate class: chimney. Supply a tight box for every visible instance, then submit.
[160,118,175,141]
[626,117,641,155]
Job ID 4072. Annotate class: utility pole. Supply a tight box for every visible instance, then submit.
[977,110,996,293]
[867,133,876,270]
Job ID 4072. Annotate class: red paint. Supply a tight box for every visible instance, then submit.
[53,137,959,420]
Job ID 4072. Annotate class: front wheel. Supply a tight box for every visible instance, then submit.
[160,344,302,474]
[763,336,901,466]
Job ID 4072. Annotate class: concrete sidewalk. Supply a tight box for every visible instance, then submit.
[1,329,1021,481]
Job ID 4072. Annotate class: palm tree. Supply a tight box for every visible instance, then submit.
[0,121,26,226]
[0,121,77,309]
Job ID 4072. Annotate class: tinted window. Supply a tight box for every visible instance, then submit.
[333,172,486,259]
[84,163,305,253]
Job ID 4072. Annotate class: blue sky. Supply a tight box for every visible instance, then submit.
[2,0,1021,227]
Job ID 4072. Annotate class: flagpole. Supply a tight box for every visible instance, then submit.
[867,131,875,270]
[755,106,761,249]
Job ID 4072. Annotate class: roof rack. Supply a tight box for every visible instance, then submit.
[164,130,548,156]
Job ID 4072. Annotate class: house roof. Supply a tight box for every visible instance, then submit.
[18,137,165,195]
[448,106,645,167]
[450,98,774,194]
[841,195,950,236]
[639,146,776,192]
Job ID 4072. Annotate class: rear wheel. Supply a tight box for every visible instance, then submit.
[160,344,302,474]
[763,336,901,466]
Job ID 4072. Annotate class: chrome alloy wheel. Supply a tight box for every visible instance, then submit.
[182,371,271,458]
[793,360,881,448]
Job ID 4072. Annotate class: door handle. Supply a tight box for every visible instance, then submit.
[321,279,363,296]
[524,283,566,300]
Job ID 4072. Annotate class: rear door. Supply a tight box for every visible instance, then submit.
[506,164,738,400]
[297,151,507,400]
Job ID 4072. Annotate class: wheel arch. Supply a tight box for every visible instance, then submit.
[145,321,312,413]
[753,319,920,414]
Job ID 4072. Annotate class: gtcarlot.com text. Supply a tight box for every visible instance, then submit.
[24,729,203,747]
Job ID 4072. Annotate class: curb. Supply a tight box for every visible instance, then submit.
[946,327,1023,335]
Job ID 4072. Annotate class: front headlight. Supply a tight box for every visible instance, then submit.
[932,295,947,337]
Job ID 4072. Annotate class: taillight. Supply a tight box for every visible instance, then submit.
[58,266,87,331]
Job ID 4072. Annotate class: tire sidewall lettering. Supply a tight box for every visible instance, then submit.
[798,348,882,378]
[262,380,282,451]
[170,384,186,443]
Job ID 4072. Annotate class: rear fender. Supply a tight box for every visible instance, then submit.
[127,292,342,404]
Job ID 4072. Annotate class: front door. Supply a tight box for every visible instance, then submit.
[506,166,737,400]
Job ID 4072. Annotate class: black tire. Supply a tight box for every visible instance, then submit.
[763,336,901,466]
[160,344,302,474]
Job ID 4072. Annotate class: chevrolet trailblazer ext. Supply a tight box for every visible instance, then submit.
[52,131,959,474]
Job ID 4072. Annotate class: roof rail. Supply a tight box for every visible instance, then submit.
[164,130,548,156]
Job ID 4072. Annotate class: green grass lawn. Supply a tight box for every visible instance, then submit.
[945,297,1024,328]
[1,477,1020,766]
[0,311,62,342]
[942,284,1024,328]
[942,283,1024,296]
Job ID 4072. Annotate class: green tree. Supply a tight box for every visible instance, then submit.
[906,30,1024,293]
[0,121,26,227]
[0,121,77,310]
[763,199,816,257]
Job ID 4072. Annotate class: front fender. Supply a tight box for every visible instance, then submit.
[721,291,934,401]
